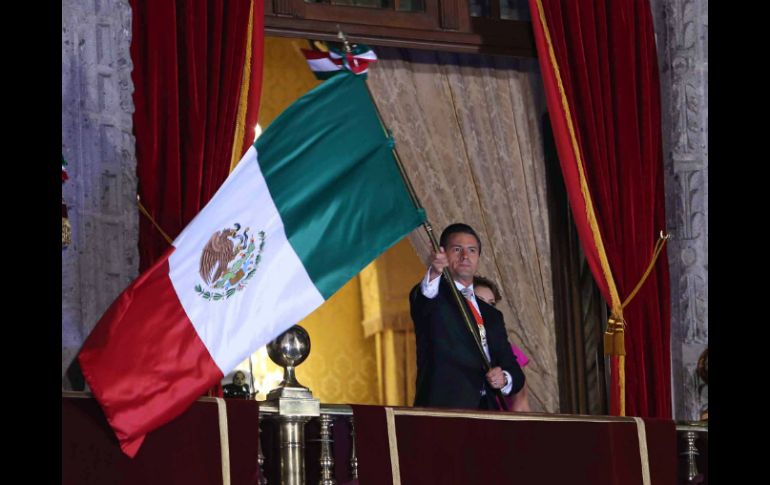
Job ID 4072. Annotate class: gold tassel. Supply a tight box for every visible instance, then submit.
[62,216,72,248]
[603,315,626,356]
[603,232,669,357]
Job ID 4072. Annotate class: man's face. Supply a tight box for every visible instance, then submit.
[445,232,480,286]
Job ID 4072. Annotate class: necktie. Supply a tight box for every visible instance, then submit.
[461,288,483,326]
[461,288,488,355]
[461,286,493,401]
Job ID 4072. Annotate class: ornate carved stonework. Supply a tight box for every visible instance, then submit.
[675,170,706,241]
[62,0,139,389]
[681,274,706,342]
[651,0,708,420]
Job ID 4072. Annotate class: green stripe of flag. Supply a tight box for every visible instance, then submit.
[255,72,425,299]
[313,70,344,80]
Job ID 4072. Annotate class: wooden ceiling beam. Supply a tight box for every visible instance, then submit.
[264,15,537,58]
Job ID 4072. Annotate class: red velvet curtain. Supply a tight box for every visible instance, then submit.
[529,0,671,418]
[130,0,264,271]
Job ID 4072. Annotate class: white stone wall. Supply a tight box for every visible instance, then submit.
[651,0,708,420]
[62,0,138,388]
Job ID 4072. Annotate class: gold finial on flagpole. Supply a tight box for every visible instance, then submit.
[337,26,353,54]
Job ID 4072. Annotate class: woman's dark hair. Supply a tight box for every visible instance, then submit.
[473,275,502,303]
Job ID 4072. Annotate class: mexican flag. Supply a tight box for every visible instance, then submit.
[301,43,378,79]
[78,72,425,457]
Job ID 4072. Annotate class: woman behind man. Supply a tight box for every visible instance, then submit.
[473,276,531,412]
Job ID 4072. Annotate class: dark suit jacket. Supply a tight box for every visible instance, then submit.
[410,277,525,410]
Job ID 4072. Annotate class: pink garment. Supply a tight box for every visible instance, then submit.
[511,343,529,367]
[503,343,530,412]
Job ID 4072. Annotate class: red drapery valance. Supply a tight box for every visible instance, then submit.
[529,0,671,418]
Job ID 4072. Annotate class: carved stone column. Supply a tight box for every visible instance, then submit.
[650,0,708,420]
[62,0,139,389]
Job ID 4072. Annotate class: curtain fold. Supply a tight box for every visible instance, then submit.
[230,0,265,171]
[130,0,264,270]
[529,0,671,417]
[367,48,558,412]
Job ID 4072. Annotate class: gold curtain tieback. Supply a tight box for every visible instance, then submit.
[604,231,670,356]
[137,195,174,245]
[604,314,626,356]
[621,231,670,309]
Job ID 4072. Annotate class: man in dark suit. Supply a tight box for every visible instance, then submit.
[410,223,525,410]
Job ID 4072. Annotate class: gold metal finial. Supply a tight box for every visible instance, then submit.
[336,26,352,54]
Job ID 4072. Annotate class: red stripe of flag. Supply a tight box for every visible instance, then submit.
[78,247,223,457]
